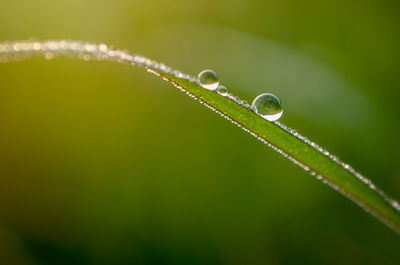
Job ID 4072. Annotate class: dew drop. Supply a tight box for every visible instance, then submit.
[216,85,228,96]
[198,69,219,90]
[241,100,250,108]
[252,93,283,121]
[44,52,54,60]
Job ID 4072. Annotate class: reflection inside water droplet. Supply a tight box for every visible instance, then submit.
[198,69,219,90]
[252,93,283,121]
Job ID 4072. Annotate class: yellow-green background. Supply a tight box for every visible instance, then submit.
[1,0,400,264]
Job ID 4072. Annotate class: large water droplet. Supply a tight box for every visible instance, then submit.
[198,70,219,90]
[216,85,228,96]
[252,93,283,121]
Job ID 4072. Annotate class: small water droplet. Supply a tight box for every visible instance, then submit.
[241,100,250,108]
[44,52,54,60]
[252,93,283,121]
[198,69,219,90]
[216,85,228,96]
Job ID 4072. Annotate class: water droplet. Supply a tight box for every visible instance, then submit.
[241,100,250,108]
[216,85,228,96]
[252,93,283,121]
[44,52,54,60]
[198,69,219,90]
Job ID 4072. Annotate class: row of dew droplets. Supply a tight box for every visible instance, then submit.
[2,41,399,217]
[0,40,197,82]
[197,69,283,122]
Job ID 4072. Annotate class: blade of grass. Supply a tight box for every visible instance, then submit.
[1,40,400,234]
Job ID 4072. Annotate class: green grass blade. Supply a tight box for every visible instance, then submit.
[1,40,400,234]
[149,73,400,234]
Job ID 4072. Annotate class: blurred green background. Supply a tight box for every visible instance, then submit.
[1,0,400,264]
